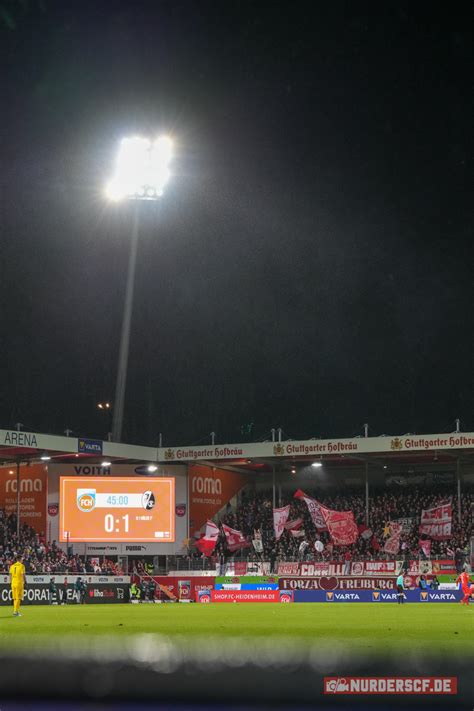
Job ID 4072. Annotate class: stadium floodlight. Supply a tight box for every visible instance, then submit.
[311,462,322,468]
[147,465,158,473]
[105,135,173,202]
[40,452,51,461]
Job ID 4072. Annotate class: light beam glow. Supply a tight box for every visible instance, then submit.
[105,134,173,201]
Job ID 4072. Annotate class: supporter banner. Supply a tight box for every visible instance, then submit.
[280,576,399,591]
[278,561,406,577]
[276,560,455,578]
[431,559,456,574]
[277,562,300,576]
[277,562,346,576]
[188,465,249,536]
[419,501,452,540]
[350,561,397,575]
[294,490,327,530]
[403,560,433,575]
[222,524,250,552]
[273,505,290,540]
[384,522,403,555]
[154,575,215,599]
[0,464,47,534]
[158,432,474,462]
[0,580,129,605]
[219,561,271,576]
[294,590,463,603]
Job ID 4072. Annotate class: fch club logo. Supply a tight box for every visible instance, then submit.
[77,489,96,512]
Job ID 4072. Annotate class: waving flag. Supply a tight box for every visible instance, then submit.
[195,520,220,557]
[273,505,291,540]
[222,524,251,552]
[384,522,403,555]
[321,507,359,546]
[285,517,304,531]
[295,490,358,545]
[294,490,327,530]
[419,538,432,558]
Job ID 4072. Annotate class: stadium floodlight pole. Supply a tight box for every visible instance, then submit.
[16,458,21,539]
[105,135,173,442]
[272,464,276,509]
[456,458,462,525]
[365,461,369,526]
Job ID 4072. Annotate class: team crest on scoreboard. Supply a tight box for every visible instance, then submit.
[390,437,403,451]
[77,489,96,512]
[142,490,156,510]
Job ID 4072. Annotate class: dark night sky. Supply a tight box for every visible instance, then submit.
[0,1,473,446]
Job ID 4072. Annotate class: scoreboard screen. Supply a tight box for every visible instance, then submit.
[60,477,175,543]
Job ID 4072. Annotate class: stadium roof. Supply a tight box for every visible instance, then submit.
[2,427,474,473]
[0,428,157,466]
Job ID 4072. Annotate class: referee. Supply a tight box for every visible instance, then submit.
[396,571,406,604]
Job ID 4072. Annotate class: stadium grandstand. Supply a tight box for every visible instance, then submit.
[0,424,472,576]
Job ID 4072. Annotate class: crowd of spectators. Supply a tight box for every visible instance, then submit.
[208,483,473,563]
[0,509,123,574]
[1,483,471,574]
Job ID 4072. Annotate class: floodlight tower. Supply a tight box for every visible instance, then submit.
[105,135,173,442]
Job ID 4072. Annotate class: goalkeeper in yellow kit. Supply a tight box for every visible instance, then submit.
[10,554,26,617]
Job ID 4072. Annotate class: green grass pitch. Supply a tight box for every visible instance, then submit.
[0,603,470,657]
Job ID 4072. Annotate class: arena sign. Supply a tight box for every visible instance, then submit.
[158,432,474,461]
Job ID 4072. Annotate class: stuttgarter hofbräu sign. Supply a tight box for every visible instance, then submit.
[158,432,474,461]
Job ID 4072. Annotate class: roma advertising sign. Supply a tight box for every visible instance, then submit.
[0,465,47,534]
[188,465,249,536]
